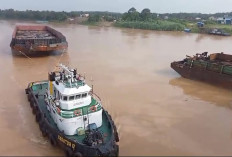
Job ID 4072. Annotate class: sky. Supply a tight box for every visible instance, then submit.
[1,0,232,13]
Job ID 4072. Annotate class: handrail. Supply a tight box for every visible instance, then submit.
[89,92,101,102]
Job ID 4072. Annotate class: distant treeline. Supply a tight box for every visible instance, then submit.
[121,7,232,21]
[1,8,232,22]
[114,7,187,31]
[114,7,232,32]
[0,9,121,22]
[160,12,232,21]
[2,8,232,32]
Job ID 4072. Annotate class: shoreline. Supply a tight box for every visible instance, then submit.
[2,18,232,36]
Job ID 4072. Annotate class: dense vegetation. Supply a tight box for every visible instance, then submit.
[115,7,186,31]
[115,21,185,31]
[114,7,232,34]
[0,9,121,22]
[0,9,69,21]
[1,8,232,34]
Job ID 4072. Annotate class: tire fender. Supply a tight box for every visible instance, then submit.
[49,134,57,147]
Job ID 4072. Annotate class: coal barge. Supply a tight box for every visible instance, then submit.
[10,25,68,55]
[171,52,232,89]
[25,64,119,156]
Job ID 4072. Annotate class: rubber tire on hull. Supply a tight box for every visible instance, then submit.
[38,120,47,137]
[64,149,74,157]
[73,152,83,157]
[36,112,41,123]
[27,94,31,102]
[114,131,119,143]
[41,127,47,137]
[30,100,33,108]
[112,121,119,142]
[114,145,119,156]
[107,112,120,142]
[39,121,43,131]
[64,149,72,157]
[32,105,37,115]
[49,134,57,147]
[108,144,119,156]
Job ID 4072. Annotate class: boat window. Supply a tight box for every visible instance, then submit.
[82,93,87,98]
[76,94,81,99]
[63,96,68,101]
[69,96,75,101]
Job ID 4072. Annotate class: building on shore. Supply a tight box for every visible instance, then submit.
[217,15,232,25]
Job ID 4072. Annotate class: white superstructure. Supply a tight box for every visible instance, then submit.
[45,64,103,136]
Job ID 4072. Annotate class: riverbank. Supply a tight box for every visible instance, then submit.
[82,20,232,35]
[114,20,185,31]
[2,9,232,35]
[3,17,232,35]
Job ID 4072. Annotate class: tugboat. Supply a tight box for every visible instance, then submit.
[171,52,232,89]
[25,64,119,156]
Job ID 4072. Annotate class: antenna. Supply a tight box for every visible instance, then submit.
[52,51,64,71]
[83,113,86,132]
[90,76,94,93]
[87,106,90,130]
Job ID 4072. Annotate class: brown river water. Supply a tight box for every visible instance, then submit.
[1,20,232,156]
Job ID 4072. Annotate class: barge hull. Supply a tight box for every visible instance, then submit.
[10,25,68,55]
[171,62,232,89]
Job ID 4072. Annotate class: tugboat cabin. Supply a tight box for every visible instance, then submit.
[46,64,103,136]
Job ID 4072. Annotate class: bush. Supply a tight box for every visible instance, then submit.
[114,20,185,31]
[88,14,101,22]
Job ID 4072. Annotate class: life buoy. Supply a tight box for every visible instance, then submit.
[90,106,96,112]
[74,109,81,116]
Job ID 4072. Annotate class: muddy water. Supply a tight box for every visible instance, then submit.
[1,20,232,156]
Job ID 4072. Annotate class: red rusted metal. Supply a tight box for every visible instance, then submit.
[10,25,68,54]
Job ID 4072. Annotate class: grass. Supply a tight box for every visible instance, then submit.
[185,21,232,34]
[114,20,186,31]
[81,18,232,35]
[207,24,232,34]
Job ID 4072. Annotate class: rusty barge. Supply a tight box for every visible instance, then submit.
[10,25,68,55]
[171,52,232,89]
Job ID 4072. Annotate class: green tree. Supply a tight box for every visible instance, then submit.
[128,7,136,13]
[88,14,101,22]
[140,8,151,21]
[122,7,140,21]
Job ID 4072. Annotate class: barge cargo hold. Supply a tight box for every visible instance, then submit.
[10,25,68,55]
[171,52,232,89]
